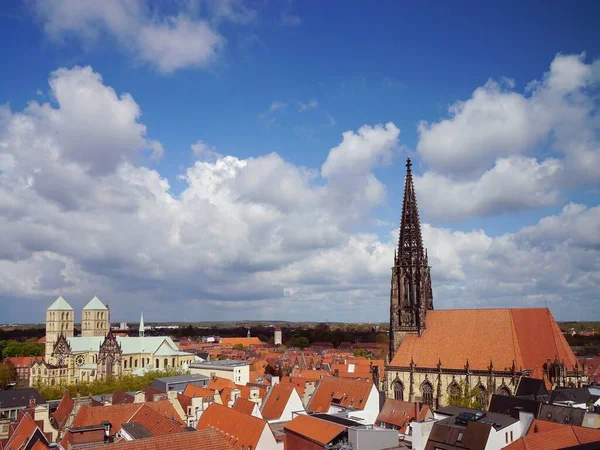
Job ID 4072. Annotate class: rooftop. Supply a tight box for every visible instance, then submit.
[190,359,249,368]
[154,374,209,384]
[47,295,73,311]
[83,296,108,310]
[284,414,345,445]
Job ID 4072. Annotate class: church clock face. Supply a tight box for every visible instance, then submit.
[75,355,85,367]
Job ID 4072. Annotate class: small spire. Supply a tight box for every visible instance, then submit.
[139,312,145,337]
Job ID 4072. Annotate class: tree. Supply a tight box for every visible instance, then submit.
[291,337,310,349]
[0,362,17,388]
[375,333,390,344]
[447,381,483,409]
[232,344,246,351]
[353,349,369,358]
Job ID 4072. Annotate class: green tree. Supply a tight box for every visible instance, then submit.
[0,362,17,388]
[232,344,246,351]
[447,381,483,409]
[375,333,389,344]
[353,349,369,358]
[291,337,310,349]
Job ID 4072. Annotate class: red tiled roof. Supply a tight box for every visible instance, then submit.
[261,384,294,420]
[127,404,185,437]
[112,391,135,405]
[291,369,331,381]
[376,398,431,433]
[183,384,215,400]
[4,412,47,450]
[7,356,40,368]
[53,390,74,431]
[506,420,600,450]
[390,308,576,370]
[307,377,374,413]
[284,414,345,445]
[196,403,267,450]
[232,398,256,416]
[84,429,232,450]
[71,400,182,433]
[207,376,236,391]
[220,337,262,346]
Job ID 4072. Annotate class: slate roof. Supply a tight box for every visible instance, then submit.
[538,404,586,427]
[284,414,345,445]
[0,388,47,409]
[390,308,576,370]
[261,384,294,420]
[47,295,73,311]
[196,403,268,450]
[550,388,599,405]
[83,429,232,450]
[83,296,108,310]
[488,394,540,419]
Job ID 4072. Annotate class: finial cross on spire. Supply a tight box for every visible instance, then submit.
[406,157,412,172]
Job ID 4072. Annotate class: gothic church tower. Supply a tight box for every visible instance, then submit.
[389,158,433,361]
[45,296,74,360]
[81,296,110,337]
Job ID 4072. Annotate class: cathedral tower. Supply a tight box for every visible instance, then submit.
[45,296,74,360]
[82,296,110,337]
[389,158,433,361]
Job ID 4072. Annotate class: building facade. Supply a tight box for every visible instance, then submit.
[31,297,196,387]
[385,159,586,409]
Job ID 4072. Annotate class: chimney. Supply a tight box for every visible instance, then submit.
[534,423,539,433]
[29,397,36,408]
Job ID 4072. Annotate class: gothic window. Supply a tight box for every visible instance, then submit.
[129,356,133,367]
[98,331,122,378]
[393,381,404,401]
[124,360,128,369]
[134,359,138,368]
[62,312,65,320]
[448,382,461,402]
[156,359,159,368]
[496,386,511,396]
[51,378,55,386]
[421,381,434,407]
[475,385,488,408]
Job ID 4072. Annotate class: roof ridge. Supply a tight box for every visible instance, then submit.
[508,310,523,370]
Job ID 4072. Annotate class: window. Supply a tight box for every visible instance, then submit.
[448,382,461,402]
[505,432,509,444]
[393,381,404,401]
[510,431,513,441]
[164,358,168,368]
[475,385,488,408]
[421,382,434,407]
[156,359,160,368]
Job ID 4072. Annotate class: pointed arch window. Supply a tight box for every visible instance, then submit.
[496,386,511,396]
[393,381,404,401]
[421,381,434,407]
[448,382,461,402]
[475,385,488,409]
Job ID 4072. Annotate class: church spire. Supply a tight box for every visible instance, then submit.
[139,312,145,337]
[389,157,434,361]
[396,157,425,266]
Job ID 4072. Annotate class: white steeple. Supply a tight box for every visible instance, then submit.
[139,312,145,337]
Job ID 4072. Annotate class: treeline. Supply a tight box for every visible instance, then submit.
[0,328,45,341]
[34,368,183,400]
[0,340,44,358]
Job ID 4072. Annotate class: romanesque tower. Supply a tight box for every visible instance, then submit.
[389,158,433,361]
[81,296,110,337]
[45,295,74,360]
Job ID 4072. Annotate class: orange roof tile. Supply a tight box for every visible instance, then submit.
[306,377,374,413]
[376,398,430,433]
[71,400,182,433]
[53,390,74,431]
[183,384,215,400]
[220,337,262,346]
[196,403,268,450]
[261,384,294,420]
[506,420,600,450]
[4,412,48,450]
[291,369,331,381]
[232,398,256,416]
[390,308,576,370]
[7,356,40,368]
[207,376,236,391]
[284,414,345,445]
[127,404,185,437]
[83,429,232,450]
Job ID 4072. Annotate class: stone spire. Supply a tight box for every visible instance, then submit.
[139,312,145,338]
[389,157,433,361]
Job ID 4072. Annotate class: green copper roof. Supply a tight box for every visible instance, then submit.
[83,296,108,310]
[47,295,73,311]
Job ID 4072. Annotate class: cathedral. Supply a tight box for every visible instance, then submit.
[30,296,196,387]
[384,158,586,409]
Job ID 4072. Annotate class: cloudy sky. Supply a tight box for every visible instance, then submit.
[0,1,599,324]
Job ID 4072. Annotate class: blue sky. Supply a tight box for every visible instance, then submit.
[0,1,599,323]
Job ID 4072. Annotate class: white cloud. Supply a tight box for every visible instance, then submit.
[415,53,600,220]
[33,0,223,73]
[417,53,599,178]
[280,12,301,26]
[298,98,318,112]
[191,140,221,161]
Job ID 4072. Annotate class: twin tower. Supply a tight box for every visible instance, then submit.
[45,295,110,359]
